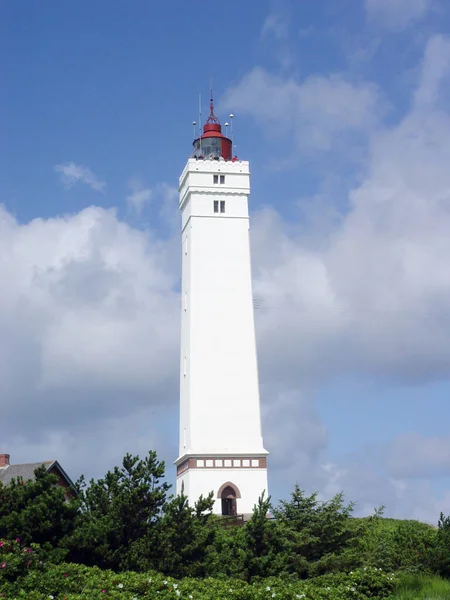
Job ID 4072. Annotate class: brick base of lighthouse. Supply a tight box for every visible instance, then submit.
[176,455,268,517]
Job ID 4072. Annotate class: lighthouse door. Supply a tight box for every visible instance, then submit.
[221,485,237,516]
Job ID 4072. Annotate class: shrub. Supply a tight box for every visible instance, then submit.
[0,560,398,600]
[431,512,450,578]
[0,537,44,584]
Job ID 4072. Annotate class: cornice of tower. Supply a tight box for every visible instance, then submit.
[179,157,250,189]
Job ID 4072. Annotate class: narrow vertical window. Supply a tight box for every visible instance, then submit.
[213,200,219,213]
[220,201,225,213]
[213,174,219,184]
[184,291,187,311]
[220,175,225,184]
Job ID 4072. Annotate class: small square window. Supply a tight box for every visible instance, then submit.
[213,200,219,213]
[220,175,225,184]
[213,174,219,184]
[220,201,225,213]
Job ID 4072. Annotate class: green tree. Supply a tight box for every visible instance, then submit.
[67,451,169,570]
[149,489,216,577]
[0,466,78,561]
[241,492,288,581]
[273,485,362,577]
[203,521,247,578]
[357,508,397,571]
[432,512,450,577]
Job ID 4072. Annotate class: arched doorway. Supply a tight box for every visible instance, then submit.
[217,482,241,516]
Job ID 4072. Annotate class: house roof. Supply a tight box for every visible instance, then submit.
[0,460,76,491]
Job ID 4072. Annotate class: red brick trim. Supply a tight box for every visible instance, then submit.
[177,456,267,476]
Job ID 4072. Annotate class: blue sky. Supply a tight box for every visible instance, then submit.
[2,0,450,522]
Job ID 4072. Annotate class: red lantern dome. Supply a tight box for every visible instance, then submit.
[193,92,232,160]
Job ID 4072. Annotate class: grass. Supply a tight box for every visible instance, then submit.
[392,573,450,599]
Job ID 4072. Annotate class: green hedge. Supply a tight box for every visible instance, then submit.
[0,539,398,599]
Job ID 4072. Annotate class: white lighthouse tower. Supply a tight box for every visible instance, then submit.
[175,95,268,518]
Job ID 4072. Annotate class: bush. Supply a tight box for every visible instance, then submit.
[0,560,398,600]
[0,537,45,584]
[358,513,437,574]
[431,512,450,578]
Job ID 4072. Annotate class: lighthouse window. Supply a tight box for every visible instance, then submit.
[220,201,226,213]
[194,137,221,159]
[220,175,225,184]
[213,174,219,184]
[213,200,219,213]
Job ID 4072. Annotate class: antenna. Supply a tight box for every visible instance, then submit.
[225,121,229,137]
[229,113,235,157]
[198,94,202,153]
[192,121,196,139]
[206,82,219,124]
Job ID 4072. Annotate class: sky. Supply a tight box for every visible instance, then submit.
[1,0,450,523]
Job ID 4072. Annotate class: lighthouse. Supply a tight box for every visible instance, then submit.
[175,94,268,518]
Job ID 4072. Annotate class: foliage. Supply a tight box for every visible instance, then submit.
[0,537,43,584]
[358,510,437,573]
[431,512,450,578]
[0,466,78,562]
[272,485,363,578]
[0,450,446,587]
[0,558,398,599]
[239,492,288,581]
[202,517,247,578]
[128,489,217,577]
[391,519,436,572]
[67,451,170,571]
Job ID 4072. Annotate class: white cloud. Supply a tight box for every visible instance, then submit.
[247,35,450,518]
[127,189,152,213]
[319,455,450,523]
[222,67,383,152]
[126,180,178,226]
[54,162,106,192]
[387,433,450,478]
[127,178,152,214]
[261,12,289,41]
[247,35,450,386]
[414,35,450,109]
[365,0,432,28]
[0,206,179,448]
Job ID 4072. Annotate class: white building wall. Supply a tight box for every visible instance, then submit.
[178,466,268,516]
[177,157,268,513]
